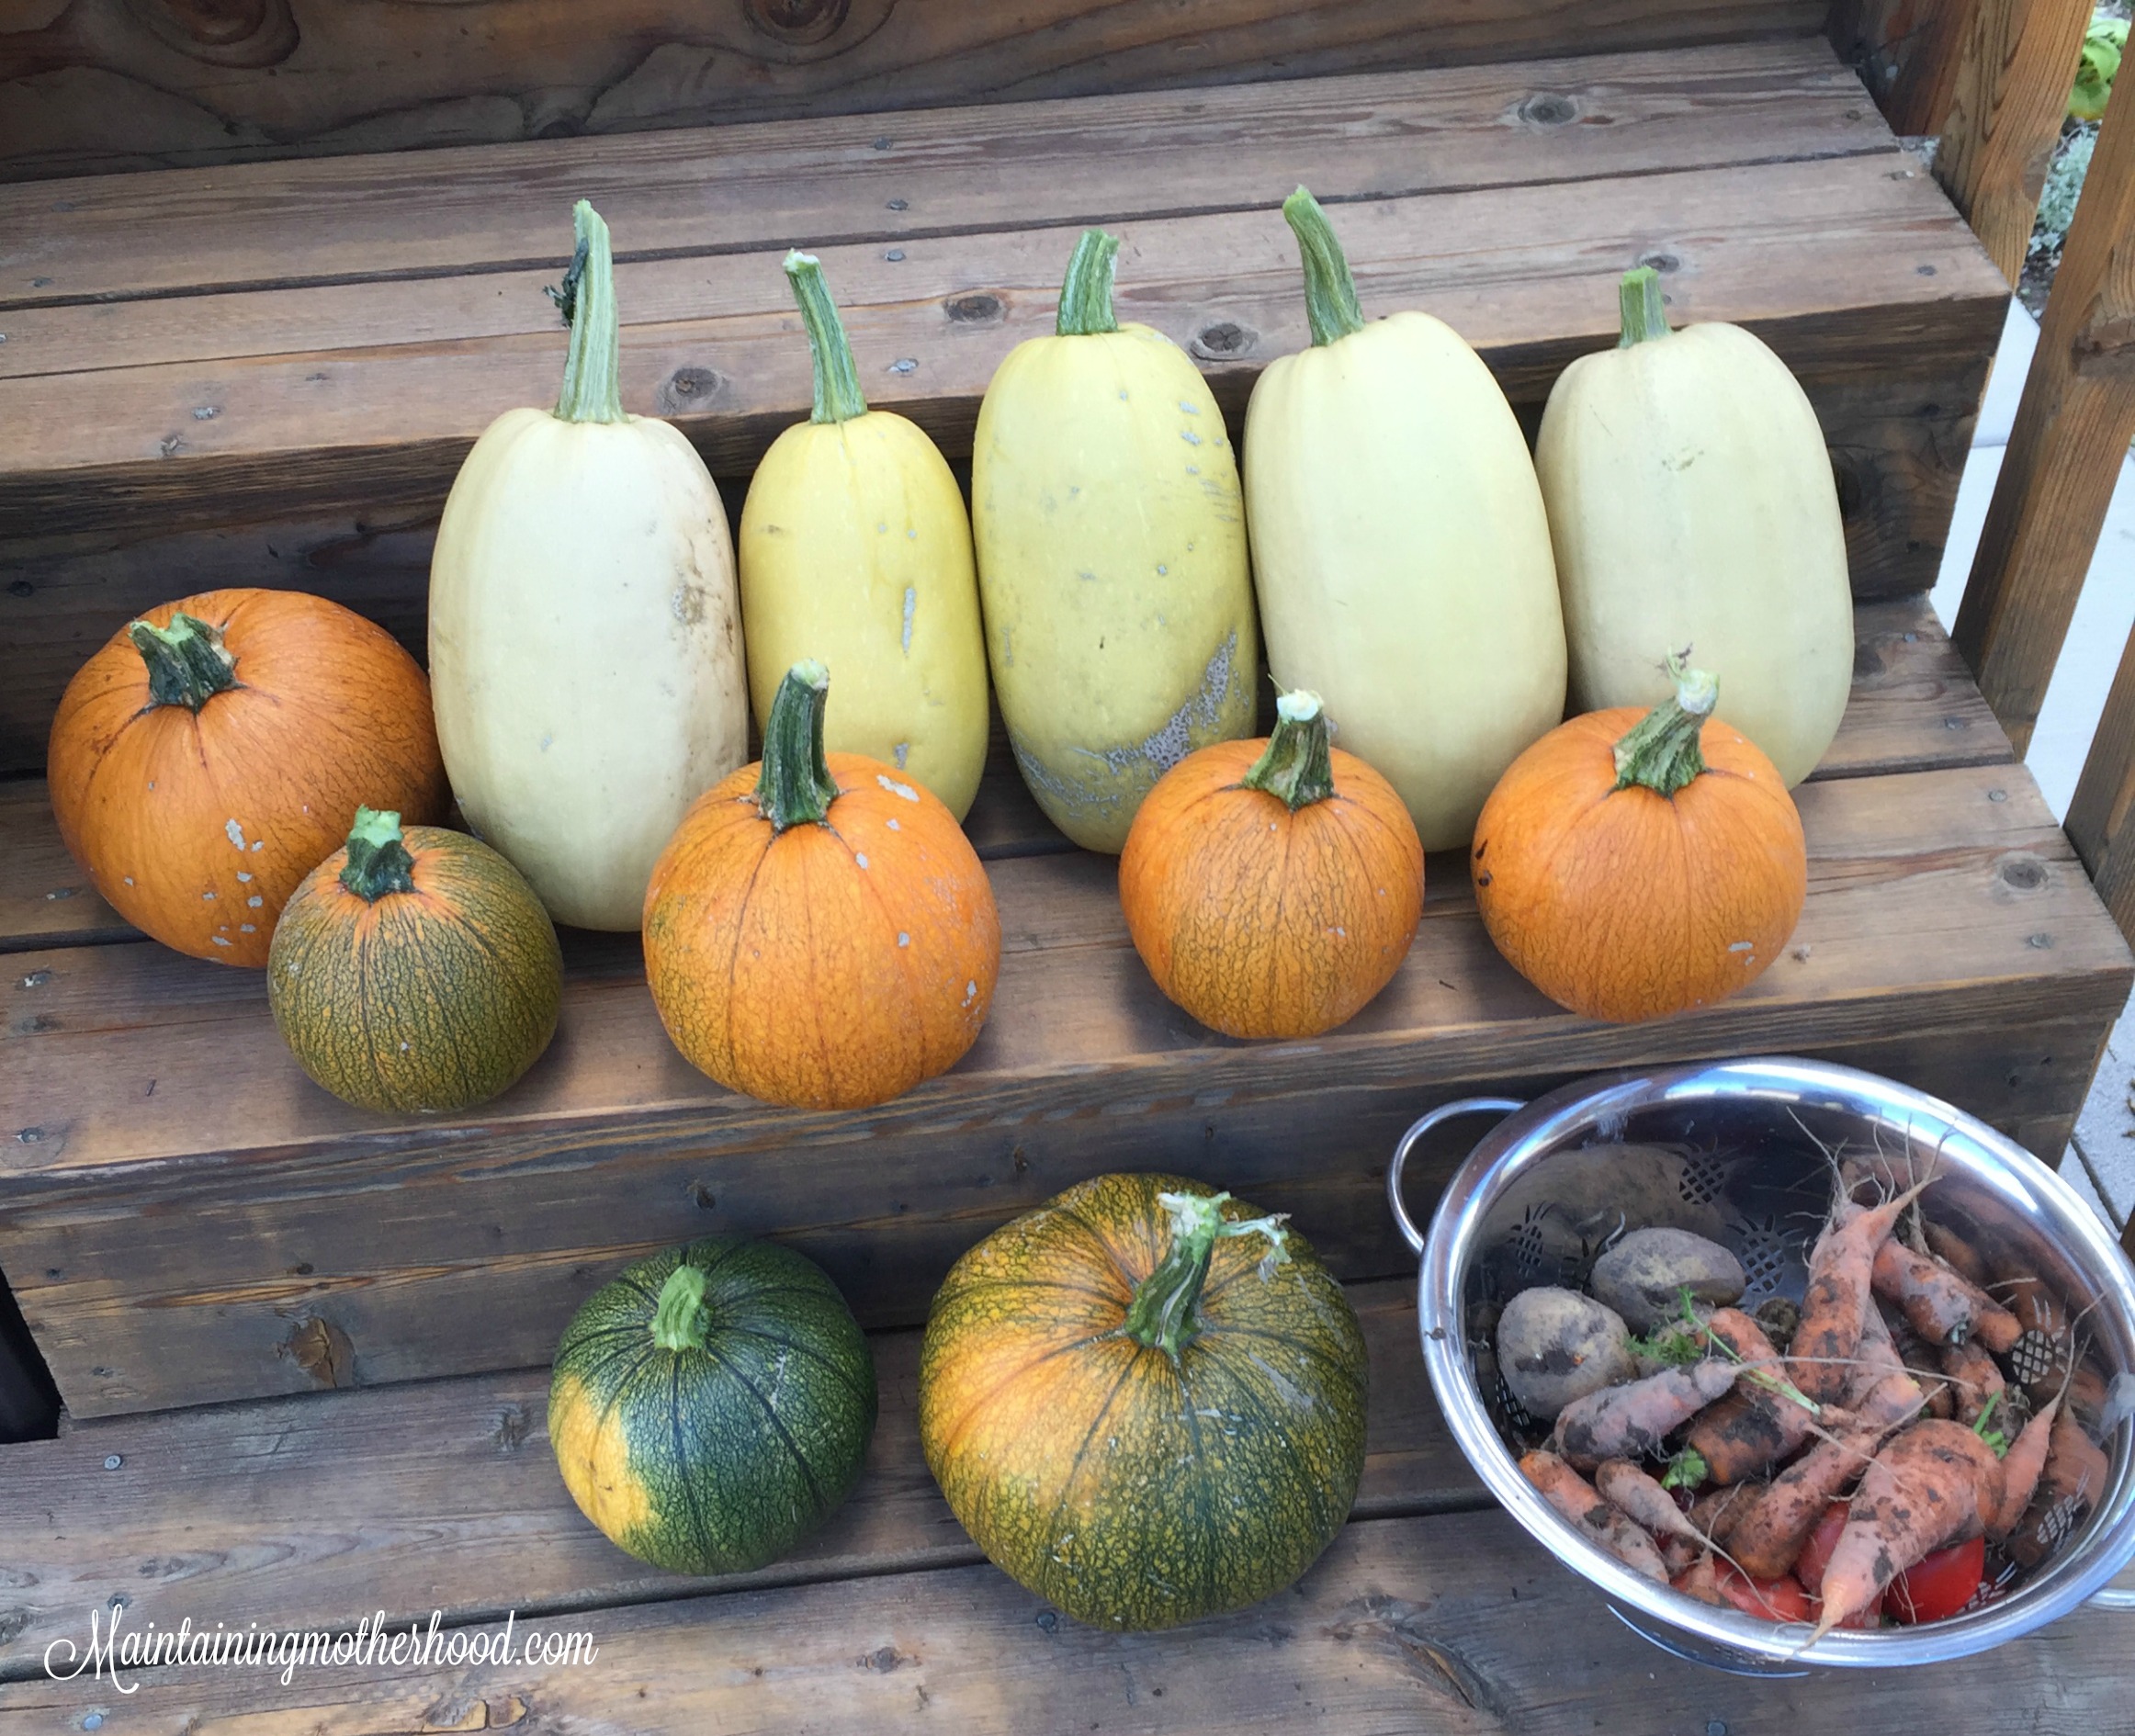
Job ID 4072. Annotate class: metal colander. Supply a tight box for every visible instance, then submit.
[1388,1056,2135,1673]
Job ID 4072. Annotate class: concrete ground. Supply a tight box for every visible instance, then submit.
[1931,299,2135,1237]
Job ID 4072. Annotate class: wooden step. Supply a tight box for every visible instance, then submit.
[3,1277,2128,1730]
[3,599,2127,1420]
[0,40,2004,772]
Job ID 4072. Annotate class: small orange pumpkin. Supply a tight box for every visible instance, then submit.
[643,659,1000,1109]
[1119,691,1424,1038]
[1471,659,1807,1023]
[47,590,447,966]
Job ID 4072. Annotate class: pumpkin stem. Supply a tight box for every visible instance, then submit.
[785,251,869,425]
[339,807,418,901]
[755,659,841,832]
[1618,265,1674,349]
[1282,186,1366,348]
[1612,655,1719,798]
[129,612,237,713]
[551,199,627,425]
[1123,1190,1291,1359]
[1241,691,1337,810]
[650,1262,711,1354]
[1055,230,1121,338]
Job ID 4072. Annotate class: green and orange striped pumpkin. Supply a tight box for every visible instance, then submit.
[549,1238,877,1575]
[918,1173,1368,1629]
[266,807,561,1112]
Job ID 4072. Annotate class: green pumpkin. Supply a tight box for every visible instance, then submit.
[918,1173,1368,1629]
[549,1238,877,1575]
[267,806,561,1112]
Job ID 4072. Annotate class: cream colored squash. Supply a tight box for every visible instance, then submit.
[1243,189,1566,853]
[429,201,747,930]
[972,230,1259,854]
[1535,266,1854,787]
[739,254,988,819]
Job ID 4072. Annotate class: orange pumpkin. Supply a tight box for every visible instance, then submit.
[47,590,447,966]
[643,659,1000,1109]
[1118,691,1424,1038]
[1471,659,1807,1022]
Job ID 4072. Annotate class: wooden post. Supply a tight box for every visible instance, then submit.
[1827,0,1982,137]
[2069,619,2135,941]
[1952,75,2135,756]
[1935,0,2093,284]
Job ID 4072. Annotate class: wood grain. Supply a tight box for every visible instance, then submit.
[0,0,1826,183]
[1934,0,2095,284]
[1826,0,1982,135]
[2065,612,2135,950]
[2,761,2124,1416]
[6,1503,2132,1731]
[0,42,1888,310]
[0,1276,1469,1679]
[1954,61,2135,755]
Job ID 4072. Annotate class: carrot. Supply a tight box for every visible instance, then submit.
[1671,1552,1728,1606]
[1924,1220,1990,1287]
[1725,1371,1923,1579]
[1689,1482,1757,1547]
[1938,1337,2006,1427]
[1597,1459,1704,1546]
[1848,1299,1908,1396]
[1686,1309,1821,1482]
[1519,1449,1670,1582]
[1790,1181,1927,1403]
[1989,1397,2060,1539]
[1554,1358,1737,1470]
[1809,1419,2005,1640]
[1871,1239,1982,1343]
[2003,1405,2112,1570]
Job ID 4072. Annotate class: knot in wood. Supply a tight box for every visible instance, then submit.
[130,0,299,66]
[1191,321,1256,361]
[1998,854,2048,892]
[1519,93,1578,126]
[745,0,851,43]
[658,366,727,415]
[944,292,1003,325]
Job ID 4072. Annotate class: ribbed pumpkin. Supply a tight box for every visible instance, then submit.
[549,1238,876,1575]
[1471,659,1808,1023]
[920,1173,1368,1630]
[266,808,562,1112]
[1119,691,1425,1038]
[47,590,446,966]
[643,659,1000,1110]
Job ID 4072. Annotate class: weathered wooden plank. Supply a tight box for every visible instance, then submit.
[1934,0,2095,286]
[3,761,2124,1416]
[1826,0,1982,135]
[0,0,1826,184]
[0,42,1889,312]
[6,1502,2130,1731]
[1954,48,2135,757]
[0,596,2013,949]
[0,152,2006,553]
[0,1275,1469,1679]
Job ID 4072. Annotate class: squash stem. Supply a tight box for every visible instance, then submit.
[1241,691,1337,810]
[1612,656,1719,798]
[553,199,627,424]
[129,612,236,712]
[1282,187,1365,347]
[756,659,841,832]
[651,1262,711,1353]
[339,807,418,902]
[1123,1190,1291,1359]
[1056,230,1121,338]
[1618,265,1674,349]
[785,251,869,424]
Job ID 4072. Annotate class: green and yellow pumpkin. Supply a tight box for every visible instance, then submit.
[919,1174,1368,1629]
[266,807,561,1112]
[549,1238,877,1575]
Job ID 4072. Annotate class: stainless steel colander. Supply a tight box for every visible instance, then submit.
[1388,1056,2135,1672]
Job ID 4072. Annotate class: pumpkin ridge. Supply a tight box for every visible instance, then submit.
[718,1323,879,1405]
[1034,1348,1145,1577]
[822,812,937,1071]
[695,1335,831,1512]
[392,908,485,1104]
[1172,1358,1222,1618]
[683,1236,756,1293]
[1051,1198,1162,1294]
[929,1274,1127,1313]
[669,1358,719,1573]
[712,829,777,1086]
[928,1330,1118,1457]
[1203,1321,1371,1392]
[1203,1342,1329,1543]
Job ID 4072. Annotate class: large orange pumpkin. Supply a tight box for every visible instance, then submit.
[643,659,1000,1109]
[1471,659,1806,1022]
[47,590,447,966]
[1118,690,1424,1038]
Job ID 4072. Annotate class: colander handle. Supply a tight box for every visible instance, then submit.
[2088,1585,2135,1609]
[1387,1097,1525,1255]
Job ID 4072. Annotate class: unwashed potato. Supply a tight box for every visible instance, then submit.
[1497,1285,1635,1420]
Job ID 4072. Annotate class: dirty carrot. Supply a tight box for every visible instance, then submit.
[1790,1181,1929,1404]
[1687,1308,1824,1483]
[1989,1397,2060,1539]
[1598,1459,1704,1546]
[1924,1220,1990,1287]
[1873,1239,2017,1347]
[1554,1358,1738,1470]
[1939,1337,2007,1428]
[1810,1419,2005,1640]
[1672,1551,1728,1606]
[2004,1405,2112,1569]
[1724,1371,1923,1580]
[1520,1449,1669,1581]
